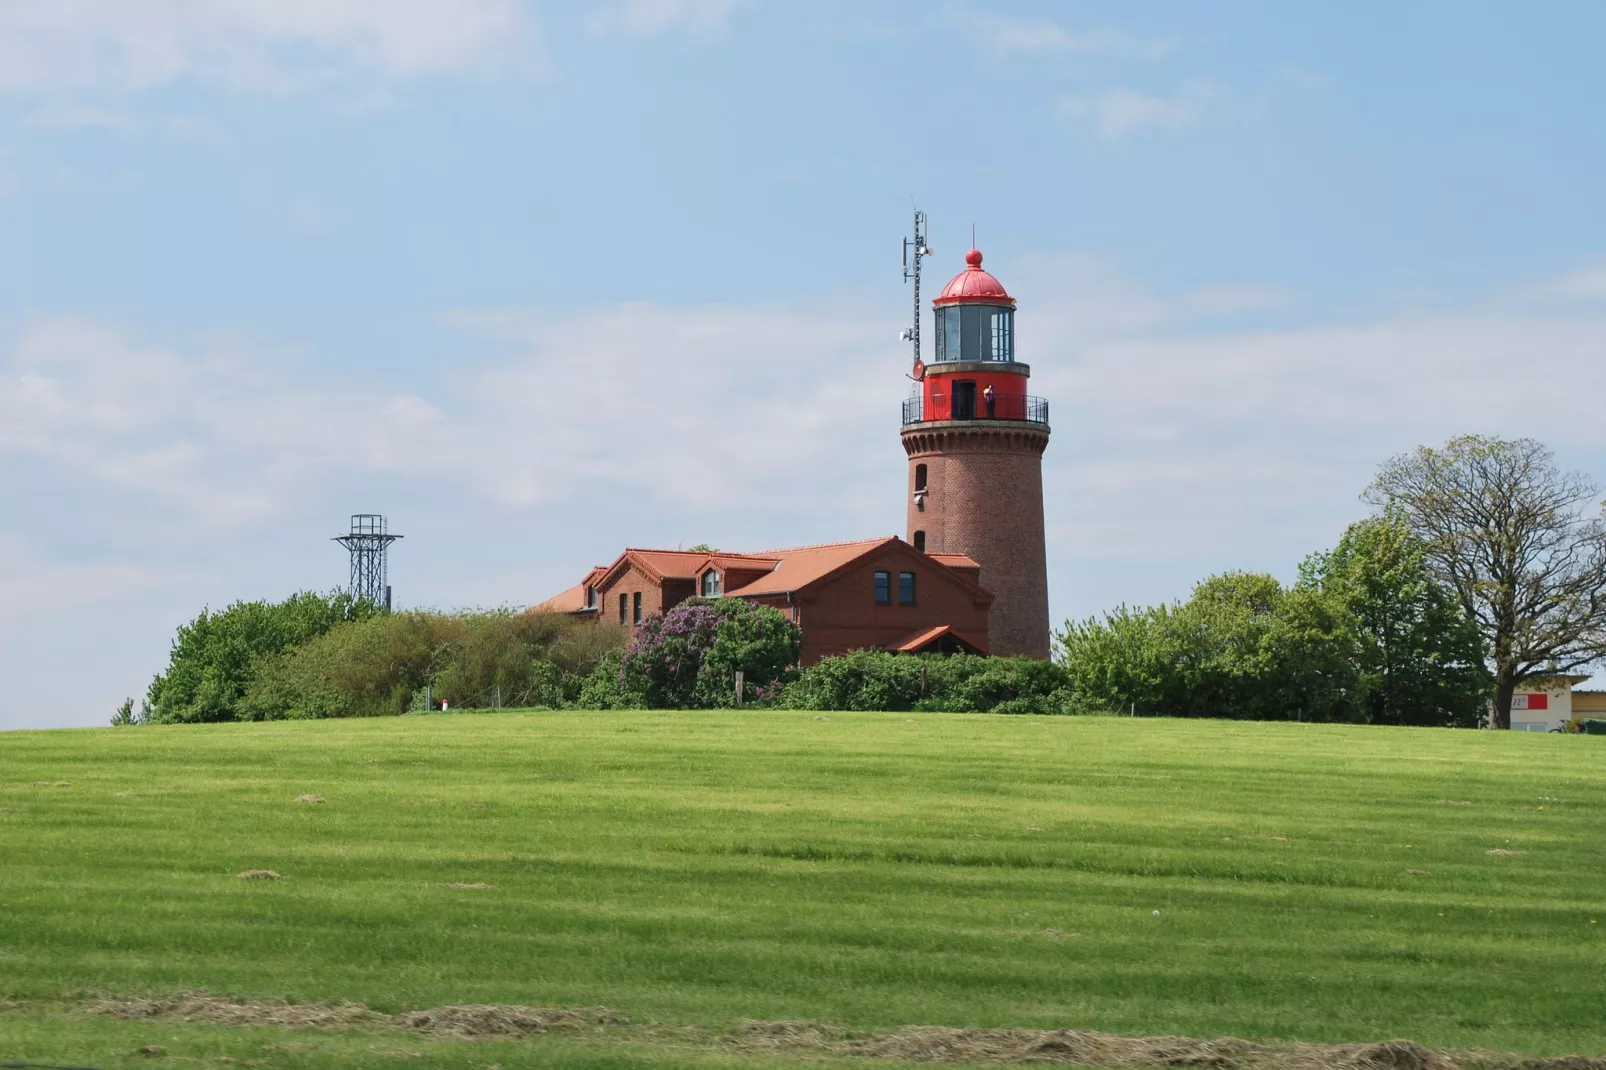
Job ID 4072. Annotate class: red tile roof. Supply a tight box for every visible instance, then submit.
[733,537,895,597]
[888,624,986,654]
[540,537,993,611]
[927,553,981,570]
[532,583,590,613]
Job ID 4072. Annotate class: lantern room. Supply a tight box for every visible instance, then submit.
[932,248,1015,364]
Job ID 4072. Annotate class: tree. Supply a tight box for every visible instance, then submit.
[144,591,376,723]
[1300,510,1490,727]
[240,609,626,719]
[619,598,801,708]
[1057,572,1360,721]
[1367,436,1606,728]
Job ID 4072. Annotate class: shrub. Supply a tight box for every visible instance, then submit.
[144,591,377,724]
[777,651,1072,713]
[617,598,802,709]
[241,610,625,720]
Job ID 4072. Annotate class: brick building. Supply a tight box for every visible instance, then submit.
[535,244,1052,665]
[536,538,992,665]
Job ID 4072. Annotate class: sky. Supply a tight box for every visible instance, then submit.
[3,0,1605,730]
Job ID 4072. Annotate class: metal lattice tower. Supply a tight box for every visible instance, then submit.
[901,210,932,365]
[333,514,401,610]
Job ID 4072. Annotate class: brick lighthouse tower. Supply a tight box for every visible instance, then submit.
[900,245,1051,659]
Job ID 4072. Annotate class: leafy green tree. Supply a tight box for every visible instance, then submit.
[698,598,802,707]
[1056,604,1178,714]
[1300,510,1490,726]
[1367,435,1606,728]
[618,598,800,708]
[144,591,376,723]
[1057,573,1360,721]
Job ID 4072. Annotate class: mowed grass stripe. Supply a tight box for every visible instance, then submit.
[1,712,1602,1056]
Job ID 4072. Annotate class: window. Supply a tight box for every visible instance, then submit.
[912,530,926,552]
[899,571,916,606]
[702,570,721,596]
[632,591,642,624]
[914,463,927,492]
[935,305,1012,362]
[585,586,595,608]
[619,593,628,623]
[988,308,1013,361]
[874,570,891,605]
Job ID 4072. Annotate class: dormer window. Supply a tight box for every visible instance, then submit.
[701,570,722,597]
[585,586,596,608]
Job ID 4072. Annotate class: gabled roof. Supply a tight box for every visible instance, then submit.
[888,624,987,655]
[531,583,591,614]
[597,548,715,587]
[737,536,993,603]
[928,553,981,570]
[733,538,894,597]
[704,554,780,573]
[545,537,994,609]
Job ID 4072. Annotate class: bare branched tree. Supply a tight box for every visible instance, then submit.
[1366,435,1606,728]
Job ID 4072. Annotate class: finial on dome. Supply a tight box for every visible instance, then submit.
[965,248,983,268]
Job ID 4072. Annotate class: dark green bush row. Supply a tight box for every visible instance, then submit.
[775,650,1078,714]
[138,598,625,723]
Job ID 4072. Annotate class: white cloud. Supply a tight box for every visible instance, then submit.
[0,304,898,528]
[24,104,206,136]
[1179,284,1295,319]
[968,15,1177,59]
[1538,266,1606,302]
[450,301,894,510]
[0,319,452,525]
[0,533,184,622]
[588,0,747,39]
[0,0,529,94]
[1060,81,1217,138]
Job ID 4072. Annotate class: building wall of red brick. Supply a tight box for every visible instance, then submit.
[791,542,991,665]
[582,548,991,666]
[902,424,1050,659]
[595,565,667,627]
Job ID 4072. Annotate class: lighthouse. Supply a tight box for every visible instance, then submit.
[901,246,1051,659]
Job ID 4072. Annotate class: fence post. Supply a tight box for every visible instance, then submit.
[734,671,745,707]
[425,684,433,713]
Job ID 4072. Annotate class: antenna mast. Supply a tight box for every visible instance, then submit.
[901,210,931,366]
[333,514,402,611]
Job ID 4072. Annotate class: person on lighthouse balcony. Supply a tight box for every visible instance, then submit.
[983,383,996,419]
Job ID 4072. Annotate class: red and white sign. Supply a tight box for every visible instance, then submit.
[1511,693,1548,711]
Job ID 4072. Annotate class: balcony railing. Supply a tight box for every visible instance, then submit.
[902,393,1049,426]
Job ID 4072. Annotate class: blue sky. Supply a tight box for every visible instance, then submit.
[3,1,1605,729]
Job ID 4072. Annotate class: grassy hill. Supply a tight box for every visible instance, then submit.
[2,711,1603,1068]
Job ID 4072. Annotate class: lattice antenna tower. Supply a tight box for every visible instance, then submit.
[900,209,932,365]
[333,514,401,611]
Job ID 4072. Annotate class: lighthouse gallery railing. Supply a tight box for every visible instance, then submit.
[902,393,1049,426]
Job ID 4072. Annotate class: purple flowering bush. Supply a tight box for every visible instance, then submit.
[618,598,801,708]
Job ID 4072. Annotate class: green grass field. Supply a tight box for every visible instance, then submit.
[2,711,1603,1068]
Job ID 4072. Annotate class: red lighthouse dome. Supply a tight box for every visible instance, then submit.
[934,248,1014,306]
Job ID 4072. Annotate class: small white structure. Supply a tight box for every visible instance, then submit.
[1506,674,1592,732]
